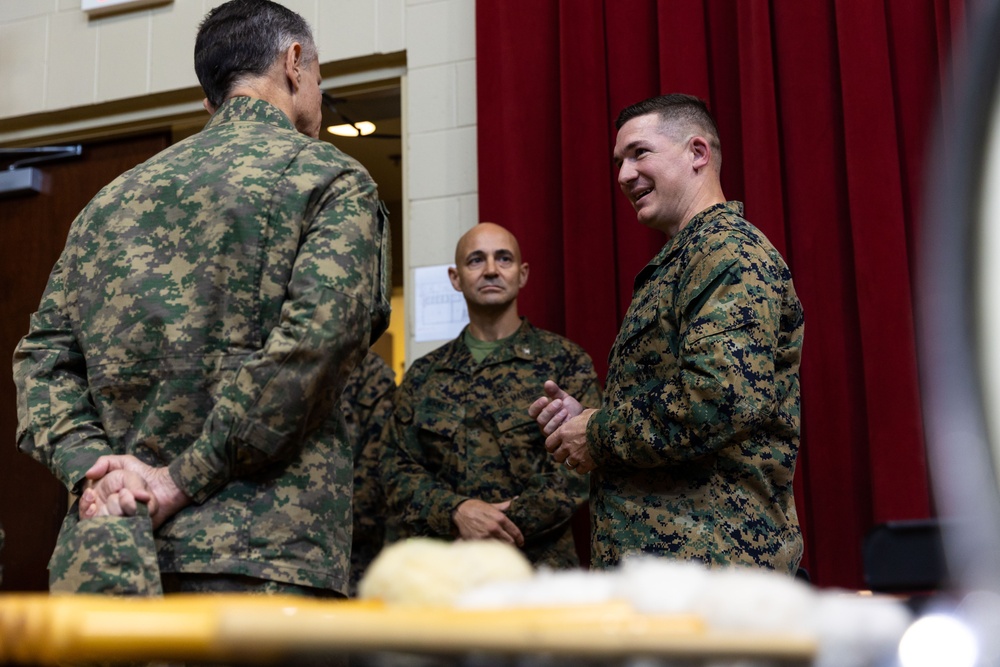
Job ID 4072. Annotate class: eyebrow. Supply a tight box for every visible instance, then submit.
[464,249,514,260]
[612,140,645,166]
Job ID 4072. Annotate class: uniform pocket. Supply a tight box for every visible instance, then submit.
[490,404,547,482]
[415,412,461,439]
[616,293,660,348]
[490,405,536,434]
[413,400,464,475]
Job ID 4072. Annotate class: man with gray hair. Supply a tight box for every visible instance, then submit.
[13,0,390,597]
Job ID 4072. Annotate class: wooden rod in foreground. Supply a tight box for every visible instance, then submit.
[0,594,816,665]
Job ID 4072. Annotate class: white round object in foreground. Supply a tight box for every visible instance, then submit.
[359,538,534,606]
[898,614,978,667]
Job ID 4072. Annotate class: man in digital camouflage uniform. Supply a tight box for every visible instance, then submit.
[12,0,390,597]
[341,350,396,594]
[381,223,600,568]
[531,94,804,574]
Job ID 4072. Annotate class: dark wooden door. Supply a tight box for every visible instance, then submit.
[0,132,169,591]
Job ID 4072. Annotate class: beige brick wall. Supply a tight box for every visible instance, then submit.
[0,0,477,365]
[0,0,410,116]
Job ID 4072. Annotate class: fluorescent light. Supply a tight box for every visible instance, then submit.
[327,121,376,137]
[81,0,172,16]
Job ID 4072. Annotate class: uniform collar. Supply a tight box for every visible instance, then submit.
[439,318,539,371]
[637,200,744,284]
[204,96,297,133]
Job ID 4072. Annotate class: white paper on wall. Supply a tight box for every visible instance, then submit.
[413,264,468,342]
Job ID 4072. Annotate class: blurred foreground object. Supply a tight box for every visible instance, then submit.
[0,591,814,665]
[358,538,533,606]
[0,554,921,665]
[919,0,1000,663]
[458,558,911,667]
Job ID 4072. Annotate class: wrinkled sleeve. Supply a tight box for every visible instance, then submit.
[350,358,397,528]
[507,349,601,540]
[350,360,398,459]
[380,377,469,538]
[350,362,397,586]
[13,248,114,492]
[588,246,782,469]
[168,167,379,503]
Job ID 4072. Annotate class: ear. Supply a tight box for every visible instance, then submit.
[202,98,217,115]
[690,136,711,171]
[448,266,462,291]
[518,262,529,289]
[283,42,303,92]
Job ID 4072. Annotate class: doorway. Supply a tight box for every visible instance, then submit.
[0,132,171,591]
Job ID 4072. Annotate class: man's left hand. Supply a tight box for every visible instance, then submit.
[84,455,191,528]
[546,408,597,474]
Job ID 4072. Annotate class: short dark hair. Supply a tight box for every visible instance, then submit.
[194,0,317,109]
[615,93,721,157]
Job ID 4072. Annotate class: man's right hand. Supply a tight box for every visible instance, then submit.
[452,498,524,547]
[528,380,584,436]
[79,470,157,522]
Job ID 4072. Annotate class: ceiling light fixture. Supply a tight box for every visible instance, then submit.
[327,121,377,137]
[321,92,399,139]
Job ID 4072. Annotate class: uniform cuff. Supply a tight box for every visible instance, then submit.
[433,495,472,537]
[586,408,615,468]
[167,421,231,505]
[58,444,113,495]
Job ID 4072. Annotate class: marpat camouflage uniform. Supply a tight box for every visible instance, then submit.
[586,201,804,573]
[13,96,390,595]
[342,351,396,594]
[382,319,601,568]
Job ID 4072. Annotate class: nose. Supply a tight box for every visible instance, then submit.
[484,257,498,275]
[617,160,636,188]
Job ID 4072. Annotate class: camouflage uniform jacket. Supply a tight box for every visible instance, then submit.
[586,201,804,573]
[13,96,390,594]
[341,351,396,594]
[382,319,601,567]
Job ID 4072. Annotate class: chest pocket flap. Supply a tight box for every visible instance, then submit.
[490,405,536,434]
[614,292,661,356]
[414,397,463,439]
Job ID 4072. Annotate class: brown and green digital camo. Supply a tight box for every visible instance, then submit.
[381,319,601,568]
[586,201,804,573]
[13,96,390,595]
[341,351,396,595]
[49,503,163,595]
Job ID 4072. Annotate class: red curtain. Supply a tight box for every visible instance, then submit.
[476,0,965,588]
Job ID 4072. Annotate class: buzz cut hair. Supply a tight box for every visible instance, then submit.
[615,93,722,160]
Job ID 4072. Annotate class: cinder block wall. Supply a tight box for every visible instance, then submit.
[0,0,477,365]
